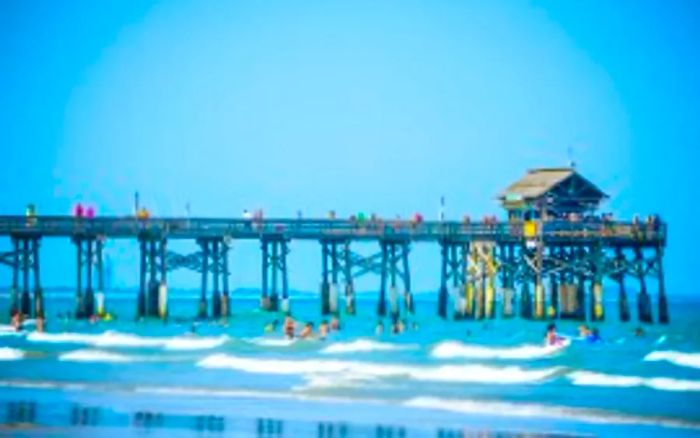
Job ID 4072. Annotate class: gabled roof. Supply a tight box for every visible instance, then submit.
[499,167,607,201]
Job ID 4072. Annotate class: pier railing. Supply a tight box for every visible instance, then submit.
[0,215,666,245]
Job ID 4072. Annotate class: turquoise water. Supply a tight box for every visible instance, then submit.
[1,292,700,437]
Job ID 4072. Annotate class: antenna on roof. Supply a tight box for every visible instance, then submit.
[567,145,576,169]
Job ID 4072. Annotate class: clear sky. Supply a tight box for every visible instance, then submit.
[1,1,698,296]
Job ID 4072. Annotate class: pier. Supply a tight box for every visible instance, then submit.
[0,168,668,323]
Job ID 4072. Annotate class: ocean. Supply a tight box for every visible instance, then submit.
[1,292,699,437]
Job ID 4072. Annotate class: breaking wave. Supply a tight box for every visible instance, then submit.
[246,337,297,347]
[0,347,24,361]
[644,350,700,370]
[568,371,700,392]
[59,349,141,363]
[431,340,568,360]
[197,354,558,384]
[26,331,228,351]
[320,339,415,354]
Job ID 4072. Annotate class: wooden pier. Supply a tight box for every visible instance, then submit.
[0,168,668,323]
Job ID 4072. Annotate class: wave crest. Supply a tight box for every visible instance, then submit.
[59,349,140,363]
[321,339,415,354]
[197,354,558,384]
[431,340,568,360]
[644,350,700,370]
[0,347,24,361]
[568,371,700,392]
[27,331,227,351]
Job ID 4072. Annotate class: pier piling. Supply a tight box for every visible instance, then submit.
[657,247,668,324]
[378,243,388,317]
[199,239,209,319]
[635,247,653,323]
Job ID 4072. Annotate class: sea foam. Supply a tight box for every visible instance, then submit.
[27,331,227,351]
[568,371,700,392]
[59,349,141,363]
[320,339,415,354]
[0,347,24,361]
[431,340,568,360]
[644,350,700,370]
[197,354,558,384]
[246,337,297,347]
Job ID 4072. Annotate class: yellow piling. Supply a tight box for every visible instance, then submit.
[592,282,604,320]
[534,283,545,319]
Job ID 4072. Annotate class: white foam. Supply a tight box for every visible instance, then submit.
[0,347,24,361]
[197,354,558,384]
[163,335,229,351]
[568,371,700,392]
[247,337,297,347]
[431,340,568,360]
[27,331,227,351]
[0,325,23,337]
[403,396,700,429]
[644,350,700,370]
[321,339,415,354]
[59,349,138,363]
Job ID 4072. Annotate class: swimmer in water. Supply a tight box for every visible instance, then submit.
[578,324,591,338]
[283,316,295,339]
[375,321,384,336]
[11,310,22,331]
[586,327,602,343]
[545,323,564,346]
[35,315,45,333]
[634,327,645,337]
[318,320,329,340]
[299,322,314,339]
[330,317,341,331]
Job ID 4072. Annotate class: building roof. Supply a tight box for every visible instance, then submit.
[499,167,607,202]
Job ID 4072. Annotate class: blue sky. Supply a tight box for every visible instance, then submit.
[1,1,698,296]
